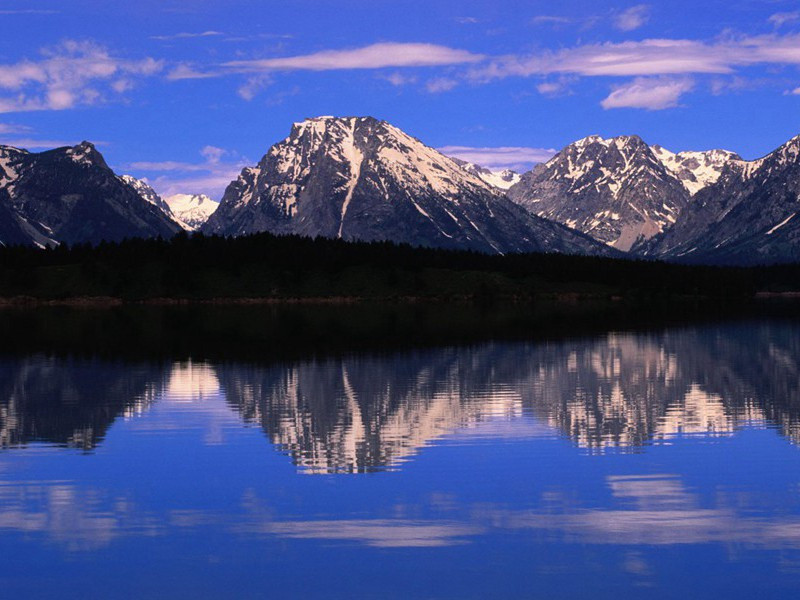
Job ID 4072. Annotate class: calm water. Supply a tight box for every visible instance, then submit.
[2,311,800,598]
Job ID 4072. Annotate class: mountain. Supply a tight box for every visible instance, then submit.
[164,194,219,231]
[508,135,692,251]
[0,142,181,247]
[651,146,741,196]
[640,135,800,264]
[119,175,174,216]
[449,157,521,190]
[203,116,614,256]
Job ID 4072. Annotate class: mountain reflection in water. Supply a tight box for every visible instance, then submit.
[1,321,799,471]
[4,317,800,598]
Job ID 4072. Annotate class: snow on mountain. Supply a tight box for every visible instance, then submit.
[508,135,690,251]
[640,134,800,264]
[203,116,614,256]
[651,146,741,196]
[449,157,521,190]
[164,194,219,231]
[120,174,174,215]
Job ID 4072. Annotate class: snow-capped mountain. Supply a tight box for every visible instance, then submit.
[640,135,800,264]
[164,194,219,231]
[651,146,740,196]
[508,135,691,251]
[204,116,613,256]
[0,142,181,247]
[119,175,174,216]
[449,158,521,190]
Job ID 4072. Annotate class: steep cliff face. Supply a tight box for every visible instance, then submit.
[0,142,181,247]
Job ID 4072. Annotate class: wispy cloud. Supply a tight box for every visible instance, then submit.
[0,40,162,113]
[166,64,219,81]
[426,77,458,93]
[0,122,31,135]
[0,122,101,149]
[439,145,557,171]
[601,76,694,110]
[769,12,800,28]
[237,75,271,101]
[0,9,59,15]
[530,15,572,26]
[151,31,224,41]
[614,5,651,32]
[383,72,418,87]
[222,43,484,72]
[0,137,84,149]
[127,146,249,199]
[471,33,800,80]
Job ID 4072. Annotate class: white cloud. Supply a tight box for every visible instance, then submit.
[151,31,223,41]
[166,64,219,81]
[0,40,163,113]
[127,147,249,199]
[383,72,417,86]
[769,12,800,28]
[530,15,572,26]
[426,77,458,93]
[0,122,31,134]
[438,145,557,171]
[237,75,271,101]
[536,76,576,96]
[223,43,484,72]
[601,76,694,110]
[470,34,800,81]
[614,5,651,32]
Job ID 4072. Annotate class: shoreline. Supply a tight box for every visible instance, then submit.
[0,291,777,308]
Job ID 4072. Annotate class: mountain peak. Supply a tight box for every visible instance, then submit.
[204,117,612,256]
[164,193,219,231]
[64,141,108,169]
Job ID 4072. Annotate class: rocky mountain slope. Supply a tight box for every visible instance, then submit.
[507,135,690,251]
[0,142,181,247]
[640,135,800,264]
[203,116,613,256]
[507,135,740,252]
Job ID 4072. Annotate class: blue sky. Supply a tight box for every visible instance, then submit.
[2,0,800,198]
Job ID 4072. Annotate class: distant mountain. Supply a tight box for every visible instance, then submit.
[508,135,691,251]
[164,194,219,231]
[449,157,521,190]
[204,116,613,256]
[640,135,800,264]
[0,142,181,247]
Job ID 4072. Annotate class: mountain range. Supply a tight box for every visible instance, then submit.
[2,116,800,265]
[202,116,610,256]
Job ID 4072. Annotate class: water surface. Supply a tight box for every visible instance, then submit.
[2,311,800,598]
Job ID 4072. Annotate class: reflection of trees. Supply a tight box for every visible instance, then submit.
[2,321,800,465]
[0,356,165,450]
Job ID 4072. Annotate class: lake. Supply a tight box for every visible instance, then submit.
[1,304,800,598]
